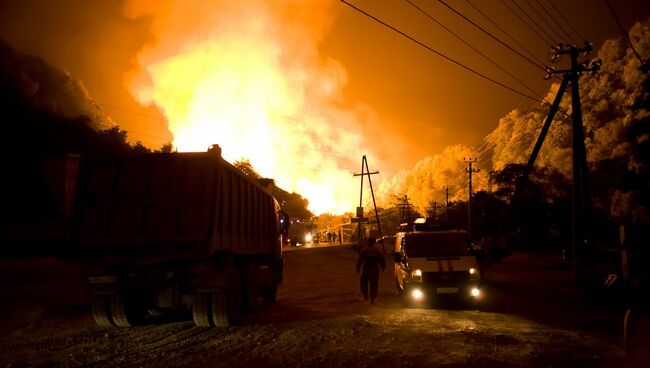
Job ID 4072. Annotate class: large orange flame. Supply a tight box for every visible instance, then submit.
[125,0,369,215]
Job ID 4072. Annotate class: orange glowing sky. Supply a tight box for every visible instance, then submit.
[1,0,649,214]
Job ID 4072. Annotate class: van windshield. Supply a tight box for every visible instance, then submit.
[404,232,469,257]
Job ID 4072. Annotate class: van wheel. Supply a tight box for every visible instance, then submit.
[394,273,404,296]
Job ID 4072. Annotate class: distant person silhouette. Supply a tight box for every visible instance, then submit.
[356,238,385,303]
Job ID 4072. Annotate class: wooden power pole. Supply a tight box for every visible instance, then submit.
[353,155,385,253]
[465,158,479,238]
[523,41,601,283]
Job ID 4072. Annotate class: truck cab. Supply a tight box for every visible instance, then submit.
[394,223,482,303]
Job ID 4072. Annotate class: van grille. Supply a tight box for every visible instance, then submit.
[422,271,468,286]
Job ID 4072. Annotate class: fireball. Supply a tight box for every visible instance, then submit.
[127,0,366,214]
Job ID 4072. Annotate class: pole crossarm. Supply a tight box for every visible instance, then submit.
[353,155,385,253]
[525,41,599,284]
[353,171,379,177]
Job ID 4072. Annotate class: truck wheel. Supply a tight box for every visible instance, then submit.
[193,271,242,327]
[261,284,278,303]
[212,271,242,327]
[91,296,113,327]
[242,265,258,314]
[110,294,142,327]
[192,292,212,327]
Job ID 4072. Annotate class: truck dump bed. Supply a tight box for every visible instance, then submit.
[73,151,280,264]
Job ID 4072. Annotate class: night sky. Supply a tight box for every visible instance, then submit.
[1,0,649,213]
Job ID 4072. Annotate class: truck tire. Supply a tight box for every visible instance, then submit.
[212,271,242,327]
[192,292,212,327]
[91,296,113,327]
[110,294,141,327]
[261,284,278,303]
[192,271,242,327]
[242,265,258,314]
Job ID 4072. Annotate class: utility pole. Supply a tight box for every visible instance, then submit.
[353,155,384,253]
[465,158,479,238]
[433,201,438,222]
[427,201,438,222]
[397,194,412,223]
[527,41,601,284]
[445,186,450,223]
[531,42,602,284]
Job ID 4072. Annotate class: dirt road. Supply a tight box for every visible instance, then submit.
[0,245,633,367]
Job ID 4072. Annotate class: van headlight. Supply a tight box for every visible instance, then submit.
[411,288,424,300]
[305,233,312,242]
[470,287,481,297]
[411,269,422,280]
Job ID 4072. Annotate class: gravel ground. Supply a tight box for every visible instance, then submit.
[0,245,641,367]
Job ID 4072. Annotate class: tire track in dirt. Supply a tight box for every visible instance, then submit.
[90,323,230,368]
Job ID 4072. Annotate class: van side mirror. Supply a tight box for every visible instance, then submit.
[279,213,290,236]
[394,253,402,263]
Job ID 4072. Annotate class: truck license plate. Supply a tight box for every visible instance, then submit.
[436,287,458,294]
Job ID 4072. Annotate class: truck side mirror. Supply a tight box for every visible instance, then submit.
[394,253,402,263]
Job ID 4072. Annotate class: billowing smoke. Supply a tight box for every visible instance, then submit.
[123,0,378,215]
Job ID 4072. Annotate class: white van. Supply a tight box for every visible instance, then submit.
[394,228,482,303]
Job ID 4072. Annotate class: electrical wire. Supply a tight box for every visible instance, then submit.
[338,0,546,103]
[545,0,585,42]
[99,103,167,122]
[533,0,579,44]
[497,0,553,46]
[437,0,549,72]
[464,0,546,67]
[522,0,567,43]
[404,0,545,99]
[508,0,556,45]
[603,0,646,64]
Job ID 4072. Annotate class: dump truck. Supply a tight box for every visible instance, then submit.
[72,145,286,327]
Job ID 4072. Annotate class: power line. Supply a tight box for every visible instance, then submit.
[522,0,567,43]
[471,139,490,155]
[464,0,546,67]
[508,0,556,45]
[99,103,167,122]
[404,0,545,99]
[437,0,549,73]
[497,0,552,46]
[338,0,546,103]
[545,0,585,42]
[533,0,579,44]
[603,0,646,64]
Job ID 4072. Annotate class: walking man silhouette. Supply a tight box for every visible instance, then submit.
[356,238,385,303]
